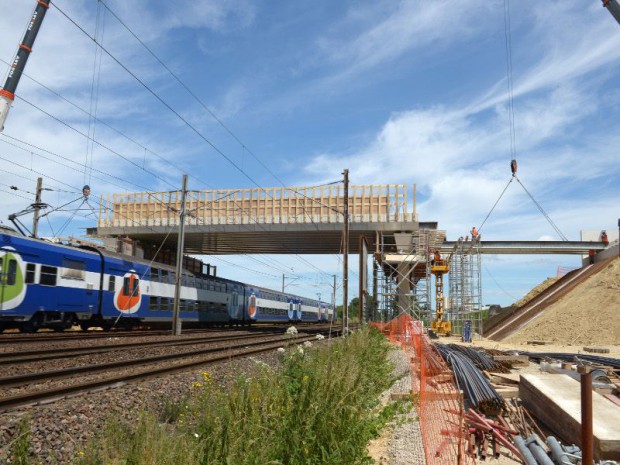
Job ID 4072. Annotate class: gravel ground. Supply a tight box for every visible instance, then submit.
[367,347,426,465]
[0,350,282,464]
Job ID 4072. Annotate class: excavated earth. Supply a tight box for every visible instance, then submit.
[513,277,559,307]
[505,257,620,346]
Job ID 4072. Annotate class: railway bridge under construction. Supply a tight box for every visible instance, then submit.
[88,182,611,336]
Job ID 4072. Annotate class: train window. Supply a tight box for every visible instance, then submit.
[61,258,85,280]
[149,296,159,311]
[40,265,57,286]
[6,259,17,285]
[122,276,140,296]
[160,298,169,312]
[25,263,36,284]
[108,275,115,292]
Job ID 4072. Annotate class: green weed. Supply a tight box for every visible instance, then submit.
[75,328,396,465]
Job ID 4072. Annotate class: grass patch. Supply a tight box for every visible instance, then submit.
[11,416,31,465]
[73,328,396,465]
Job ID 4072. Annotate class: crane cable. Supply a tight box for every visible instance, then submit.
[513,175,568,241]
[477,0,568,241]
[477,176,513,232]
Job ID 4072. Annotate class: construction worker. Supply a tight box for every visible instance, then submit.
[434,250,441,263]
[471,226,478,239]
[601,231,609,245]
[588,249,595,265]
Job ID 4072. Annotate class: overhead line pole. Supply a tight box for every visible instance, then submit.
[172,174,188,336]
[32,177,43,238]
[342,169,349,334]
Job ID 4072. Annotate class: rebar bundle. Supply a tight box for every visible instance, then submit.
[445,344,510,373]
[436,344,504,415]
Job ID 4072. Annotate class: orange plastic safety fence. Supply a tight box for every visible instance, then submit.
[371,315,475,465]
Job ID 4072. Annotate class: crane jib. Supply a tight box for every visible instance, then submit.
[2,0,50,96]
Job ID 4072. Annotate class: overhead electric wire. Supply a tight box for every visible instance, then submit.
[2,140,327,281]
[4,2,348,289]
[14,95,178,190]
[85,0,106,186]
[0,188,32,201]
[51,1,267,194]
[0,136,183,219]
[3,59,339,282]
[52,0,351,278]
[96,0,344,216]
[0,56,207,190]
[0,52,345,252]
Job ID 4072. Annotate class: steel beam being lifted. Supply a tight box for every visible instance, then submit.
[440,241,607,255]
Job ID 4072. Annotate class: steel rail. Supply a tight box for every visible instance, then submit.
[0,323,335,344]
[0,331,284,365]
[0,333,329,390]
[0,334,330,412]
[0,328,209,344]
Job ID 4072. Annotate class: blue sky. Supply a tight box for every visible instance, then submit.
[0,0,619,308]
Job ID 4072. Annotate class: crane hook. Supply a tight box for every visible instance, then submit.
[510,159,517,177]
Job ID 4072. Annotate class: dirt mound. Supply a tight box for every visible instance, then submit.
[514,277,560,307]
[506,258,620,345]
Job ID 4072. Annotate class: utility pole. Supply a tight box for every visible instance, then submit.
[342,169,349,333]
[282,273,285,293]
[172,174,188,336]
[373,259,378,322]
[332,274,336,322]
[32,177,43,238]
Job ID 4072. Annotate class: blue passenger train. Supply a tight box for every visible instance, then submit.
[0,228,334,332]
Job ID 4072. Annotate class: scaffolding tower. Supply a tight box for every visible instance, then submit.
[373,229,444,326]
[448,237,482,337]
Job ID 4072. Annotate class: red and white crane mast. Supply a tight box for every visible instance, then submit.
[0,0,51,132]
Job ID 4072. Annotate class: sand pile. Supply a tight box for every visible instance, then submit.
[506,257,620,345]
[513,277,559,307]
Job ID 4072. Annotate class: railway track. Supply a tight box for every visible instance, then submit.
[0,323,336,344]
[0,330,341,412]
[0,331,284,366]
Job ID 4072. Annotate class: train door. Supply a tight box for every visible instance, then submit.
[287,298,295,320]
[296,300,302,321]
[231,290,239,320]
[0,252,24,312]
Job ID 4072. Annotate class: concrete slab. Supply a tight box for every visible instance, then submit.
[520,373,620,460]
